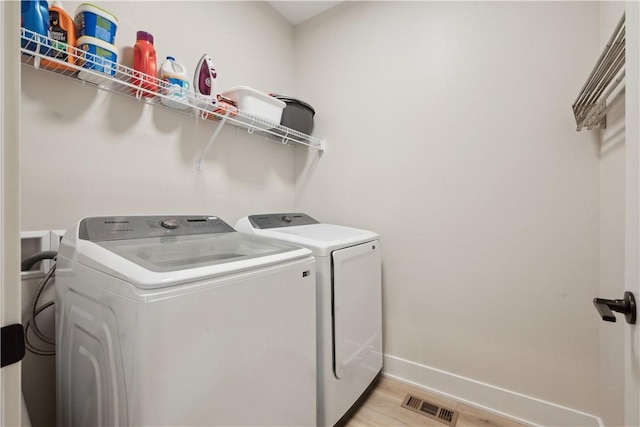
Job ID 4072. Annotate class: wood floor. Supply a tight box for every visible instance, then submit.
[342,376,529,427]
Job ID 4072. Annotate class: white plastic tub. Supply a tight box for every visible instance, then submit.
[221,86,285,130]
[74,3,118,45]
[75,35,117,85]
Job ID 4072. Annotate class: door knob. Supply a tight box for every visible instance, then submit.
[593,291,636,324]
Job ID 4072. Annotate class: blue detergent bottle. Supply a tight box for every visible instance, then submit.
[21,0,49,52]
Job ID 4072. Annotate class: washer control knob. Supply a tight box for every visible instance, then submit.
[282,215,293,223]
[160,219,179,229]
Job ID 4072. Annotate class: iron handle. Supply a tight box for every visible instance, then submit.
[593,291,636,324]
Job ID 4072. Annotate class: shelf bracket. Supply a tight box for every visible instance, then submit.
[196,110,231,170]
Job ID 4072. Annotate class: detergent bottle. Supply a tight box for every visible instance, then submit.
[42,1,76,70]
[132,31,157,97]
[159,56,190,110]
[21,0,49,53]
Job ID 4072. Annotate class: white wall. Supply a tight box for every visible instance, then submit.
[21,1,299,233]
[294,0,602,416]
[19,2,300,425]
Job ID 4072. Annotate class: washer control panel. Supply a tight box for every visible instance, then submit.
[248,213,319,229]
[79,215,235,241]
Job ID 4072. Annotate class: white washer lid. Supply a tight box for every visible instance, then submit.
[60,216,312,289]
[243,223,378,256]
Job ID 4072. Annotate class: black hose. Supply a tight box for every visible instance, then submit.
[24,302,55,356]
[29,264,56,345]
[21,251,57,272]
[21,251,58,355]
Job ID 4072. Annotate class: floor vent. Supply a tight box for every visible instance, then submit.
[401,394,459,426]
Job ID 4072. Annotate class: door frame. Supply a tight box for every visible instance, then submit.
[1,1,22,426]
[625,1,640,425]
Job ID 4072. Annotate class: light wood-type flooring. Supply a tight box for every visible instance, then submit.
[342,376,529,427]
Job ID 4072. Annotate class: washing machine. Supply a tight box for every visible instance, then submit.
[55,215,317,427]
[235,213,382,426]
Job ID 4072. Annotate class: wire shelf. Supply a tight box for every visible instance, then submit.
[19,28,325,154]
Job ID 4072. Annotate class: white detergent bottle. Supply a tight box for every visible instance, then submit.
[159,56,190,110]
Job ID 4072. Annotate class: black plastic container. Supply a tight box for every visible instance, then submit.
[271,95,315,135]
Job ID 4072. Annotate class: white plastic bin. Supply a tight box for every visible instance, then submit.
[221,86,285,130]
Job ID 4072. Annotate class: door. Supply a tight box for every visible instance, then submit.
[625,3,640,425]
[0,1,23,426]
[597,3,640,426]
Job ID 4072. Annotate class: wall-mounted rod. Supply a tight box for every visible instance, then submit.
[572,12,625,131]
[573,12,625,106]
[574,33,624,113]
[575,45,624,120]
[578,69,625,130]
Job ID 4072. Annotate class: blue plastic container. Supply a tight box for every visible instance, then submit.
[74,3,118,45]
[21,0,49,53]
[76,35,117,76]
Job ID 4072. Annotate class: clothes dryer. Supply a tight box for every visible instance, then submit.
[235,213,382,427]
[56,215,316,426]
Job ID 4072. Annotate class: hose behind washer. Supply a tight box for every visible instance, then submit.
[21,250,58,272]
[22,251,57,356]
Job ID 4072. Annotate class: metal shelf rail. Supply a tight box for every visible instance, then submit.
[572,13,625,131]
[19,28,325,168]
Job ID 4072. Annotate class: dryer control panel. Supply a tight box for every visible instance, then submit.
[248,213,319,229]
[79,215,235,241]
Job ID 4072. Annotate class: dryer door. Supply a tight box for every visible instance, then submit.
[332,240,382,379]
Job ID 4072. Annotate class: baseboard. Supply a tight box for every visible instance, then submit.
[383,354,602,427]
